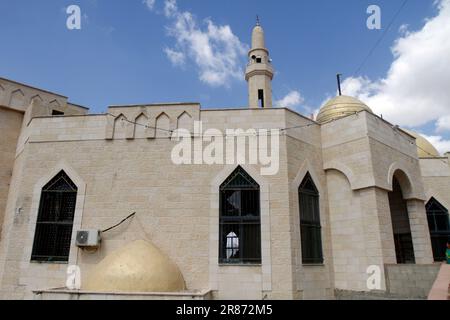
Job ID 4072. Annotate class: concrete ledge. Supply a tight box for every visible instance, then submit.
[335,289,423,300]
[385,264,441,298]
[33,289,213,300]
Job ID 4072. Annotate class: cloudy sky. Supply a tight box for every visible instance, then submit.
[0,0,449,152]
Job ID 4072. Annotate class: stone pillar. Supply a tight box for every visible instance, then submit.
[373,188,397,265]
[358,187,392,291]
[406,199,434,264]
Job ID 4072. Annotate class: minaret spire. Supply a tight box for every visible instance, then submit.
[245,19,274,108]
[337,73,343,96]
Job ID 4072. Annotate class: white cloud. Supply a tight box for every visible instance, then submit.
[164,0,177,17]
[143,0,156,10]
[341,0,450,129]
[275,91,304,109]
[398,24,410,36]
[160,0,248,87]
[436,115,450,132]
[164,47,185,66]
[422,134,450,155]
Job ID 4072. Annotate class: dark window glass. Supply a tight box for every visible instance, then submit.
[389,178,415,264]
[258,89,265,108]
[31,171,77,262]
[52,110,64,116]
[426,198,450,261]
[219,167,261,264]
[299,173,323,264]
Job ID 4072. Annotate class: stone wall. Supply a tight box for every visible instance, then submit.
[0,106,297,300]
[420,157,450,208]
[0,100,438,300]
[284,109,334,299]
[385,264,441,298]
[0,107,23,236]
[0,78,88,115]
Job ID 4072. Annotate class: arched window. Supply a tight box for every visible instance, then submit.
[31,171,77,262]
[299,173,323,264]
[219,167,261,264]
[426,197,450,261]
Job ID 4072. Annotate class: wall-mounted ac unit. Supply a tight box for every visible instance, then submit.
[76,230,101,248]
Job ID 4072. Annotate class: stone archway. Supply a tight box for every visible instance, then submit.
[388,174,415,264]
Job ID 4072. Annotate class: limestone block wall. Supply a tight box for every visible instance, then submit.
[284,111,334,299]
[0,78,90,233]
[0,108,23,236]
[385,264,441,298]
[201,108,293,299]
[406,200,434,264]
[0,149,29,299]
[0,106,299,300]
[321,113,375,190]
[367,117,432,265]
[326,170,377,291]
[107,103,201,140]
[420,157,450,208]
[0,78,88,116]
[367,123,425,199]
[321,111,433,292]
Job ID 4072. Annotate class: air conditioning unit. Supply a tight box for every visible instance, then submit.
[76,230,101,248]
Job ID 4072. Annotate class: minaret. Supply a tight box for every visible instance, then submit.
[245,18,274,108]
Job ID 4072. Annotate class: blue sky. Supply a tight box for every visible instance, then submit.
[1,0,449,151]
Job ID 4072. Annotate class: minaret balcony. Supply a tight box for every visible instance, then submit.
[245,62,274,80]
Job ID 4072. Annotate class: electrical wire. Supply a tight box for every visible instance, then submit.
[355,0,408,76]
[108,110,447,164]
[107,112,317,137]
[343,0,409,92]
[107,113,174,134]
[102,212,136,233]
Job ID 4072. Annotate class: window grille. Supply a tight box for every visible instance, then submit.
[219,167,261,264]
[426,198,450,261]
[299,173,324,264]
[31,171,77,262]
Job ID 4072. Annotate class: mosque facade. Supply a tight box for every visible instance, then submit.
[0,23,449,300]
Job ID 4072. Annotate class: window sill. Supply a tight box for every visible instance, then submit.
[30,260,69,265]
[219,264,262,267]
[302,263,325,267]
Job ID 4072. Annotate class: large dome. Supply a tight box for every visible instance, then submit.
[316,95,373,124]
[402,129,440,158]
[83,240,186,293]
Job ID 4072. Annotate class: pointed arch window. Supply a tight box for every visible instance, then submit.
[426,198,450,261]
[299,173,323,264]
[219,167,261,264]
[31,171,77,262]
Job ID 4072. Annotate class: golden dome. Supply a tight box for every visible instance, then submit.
[402,129,440,158]
[83,240,186,293]
[316,95,373,124]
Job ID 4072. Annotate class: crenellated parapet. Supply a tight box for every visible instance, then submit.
[0,78,88,116]
[105,103,200,140]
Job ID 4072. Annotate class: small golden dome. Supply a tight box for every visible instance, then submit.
[402,129,440,158]
[83,240,186,293]
[316,95,373,124]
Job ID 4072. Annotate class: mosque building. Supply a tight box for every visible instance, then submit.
[0,22,449,300]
